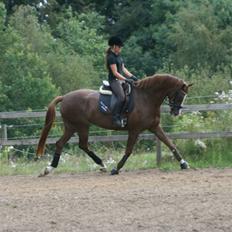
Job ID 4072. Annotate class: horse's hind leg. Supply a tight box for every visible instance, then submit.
[78,126,106,172]
[39,126,74,177]
[111,130,139,175]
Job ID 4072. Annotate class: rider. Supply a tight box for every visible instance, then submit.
[106,36,138,127]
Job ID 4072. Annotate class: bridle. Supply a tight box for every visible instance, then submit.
[166,85,188,110]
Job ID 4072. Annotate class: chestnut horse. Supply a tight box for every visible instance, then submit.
[37,74,192,176]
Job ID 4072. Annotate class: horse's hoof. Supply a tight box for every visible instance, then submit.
[111,168,119,175]
[38,171,48,177]
[180,161,189,169]
[38,166,53,177]
[99,165,107,172]
[34,156,39,161]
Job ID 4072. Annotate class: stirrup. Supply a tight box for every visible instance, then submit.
[121,117,127,127]
[112,116,123,127]
[113,120,122,127]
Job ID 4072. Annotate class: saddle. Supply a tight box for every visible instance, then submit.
[98,80,134,125]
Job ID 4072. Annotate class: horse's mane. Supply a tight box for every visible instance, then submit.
[136,74,183,89]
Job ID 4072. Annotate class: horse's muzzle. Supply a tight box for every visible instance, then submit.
[170,109,181,116]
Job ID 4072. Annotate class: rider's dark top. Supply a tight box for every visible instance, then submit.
[107,50,124,82]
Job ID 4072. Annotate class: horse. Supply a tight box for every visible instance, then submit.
[36,74,192,176]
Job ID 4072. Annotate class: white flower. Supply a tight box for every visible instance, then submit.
[194,139,207,149]
[143,160,148,166]
[10,161,16,168]
[192,111,200,115]
[38,2,43,8]
[218,91,226,99]
[106,157,116,165]
[7,146,14,152]
[90,163,98,169]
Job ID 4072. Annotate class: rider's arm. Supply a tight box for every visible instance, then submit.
[122,64,133,78]
[110,64,127,81]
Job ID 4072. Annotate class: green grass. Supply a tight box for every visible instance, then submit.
[0,151,157,176]
[0,159,47,176]
[1,144,232,176]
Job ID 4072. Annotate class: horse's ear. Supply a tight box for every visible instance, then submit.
[188,83,194,87]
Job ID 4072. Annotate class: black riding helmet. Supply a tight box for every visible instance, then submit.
[108,36,123,47]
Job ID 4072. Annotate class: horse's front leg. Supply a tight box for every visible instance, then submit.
[111,131,139,175]
[150,126,189,169]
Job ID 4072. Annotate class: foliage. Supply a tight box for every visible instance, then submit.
[0,0,232,166]
[168,1,232,74]
[1,144,232,175]
[54,9,106,86]
[0,5,57,111]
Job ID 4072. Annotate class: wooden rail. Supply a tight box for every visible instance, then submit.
[0,103,232,119]
[2,131,232,146]
[1,103,232,165]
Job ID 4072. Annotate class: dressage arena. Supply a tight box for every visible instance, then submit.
[0,168,231,232]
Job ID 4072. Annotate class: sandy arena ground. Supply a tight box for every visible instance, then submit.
[0,168,232,232]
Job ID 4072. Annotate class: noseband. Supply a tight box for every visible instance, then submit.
[167,85,187,110]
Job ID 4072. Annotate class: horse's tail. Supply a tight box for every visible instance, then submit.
[36,96,63,157]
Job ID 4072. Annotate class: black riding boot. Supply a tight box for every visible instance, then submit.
[110,79,125,128]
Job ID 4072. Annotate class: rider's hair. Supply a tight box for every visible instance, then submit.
[105,47,111,70]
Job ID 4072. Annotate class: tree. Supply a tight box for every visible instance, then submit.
[8,5,101,93]
[0,5,59,110]
[0,31,58,110]
[113,0,182,76]
[0,2,6,29]
[55,10,106,85]
[168,1,232,74]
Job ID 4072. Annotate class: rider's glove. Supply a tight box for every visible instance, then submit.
[130,75,138,81]
[125,78,134,85]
